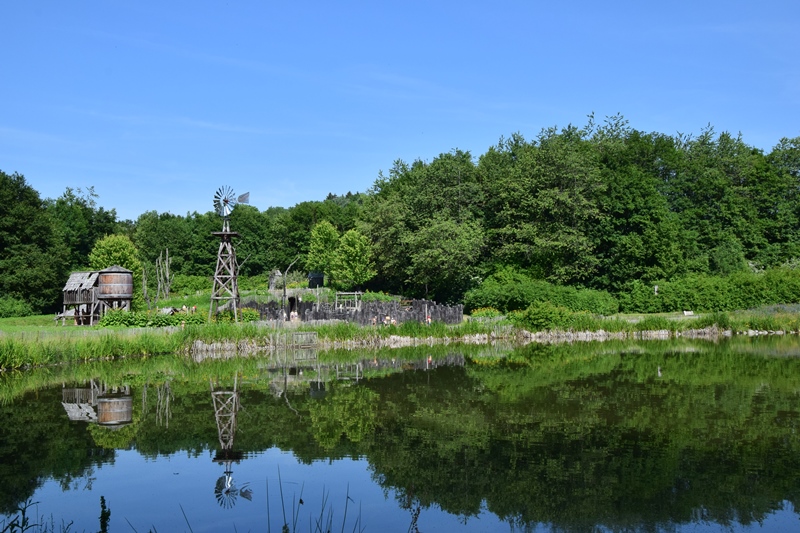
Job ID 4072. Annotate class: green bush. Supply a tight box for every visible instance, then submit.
[170,275,210,296]
[361,291,400,303]
[620,268,800,314]
[470,307,502,318]
[213,308,259,322]
[99,309,209,328]
[0,296,34,318]
[464,268,618,315]
[99,309,132,327]
[238,273,270,291]
[508,301,574,331]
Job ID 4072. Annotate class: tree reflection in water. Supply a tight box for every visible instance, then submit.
[1,338,800,531]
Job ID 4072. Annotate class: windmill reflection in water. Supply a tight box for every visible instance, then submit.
[211,374,252,508]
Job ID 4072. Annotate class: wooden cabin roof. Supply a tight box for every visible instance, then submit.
[63,271,99,292]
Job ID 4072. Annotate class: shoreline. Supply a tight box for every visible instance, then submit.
[188,325,795,358]
[3,321,797,371]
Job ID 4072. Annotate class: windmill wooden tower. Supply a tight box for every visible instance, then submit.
[211,375,251,508]
[209,187,249,321]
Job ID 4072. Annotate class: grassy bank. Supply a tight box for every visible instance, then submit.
[2,306,800,370]
[1,318,511,369]
[503,303,800,335]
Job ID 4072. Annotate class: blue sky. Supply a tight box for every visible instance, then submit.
[2,1,798,221]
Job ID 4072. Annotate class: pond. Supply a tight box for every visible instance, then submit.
[2,336,800,532]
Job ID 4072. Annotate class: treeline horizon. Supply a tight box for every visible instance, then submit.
[2,114,800,315]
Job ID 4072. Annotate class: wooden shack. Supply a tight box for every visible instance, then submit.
[60,265,133,325]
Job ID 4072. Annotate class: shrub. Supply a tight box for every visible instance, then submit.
[214,308,259,322]
[565,311,601,331]
[507,301,574,331]
[744,313,782,331]
[170,275,210,296]
[470,307,502,318]
[361,291,400,303]
[99,309,210,328]
[620,268,800,314]
[0,296,34,318]
[99,309,133,327]
[238,273,270,291]
[183,313,207,325]
[241,308,259,322]
[464,268,618,315]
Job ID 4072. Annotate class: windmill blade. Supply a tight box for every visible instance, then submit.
[237,192,250,205]
[213,186,237,217]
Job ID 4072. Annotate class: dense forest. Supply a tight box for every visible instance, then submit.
[2,115,800,316]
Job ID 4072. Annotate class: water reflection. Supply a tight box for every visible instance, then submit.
[1,338,800,531]
[61,381,132,426]
[210,375,251,508]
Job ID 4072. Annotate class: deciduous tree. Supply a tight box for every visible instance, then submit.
[331,228,376,290]
[0,170,68,311]
[89,234,144,310]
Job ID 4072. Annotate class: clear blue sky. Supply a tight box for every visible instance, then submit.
[2,1,798,221]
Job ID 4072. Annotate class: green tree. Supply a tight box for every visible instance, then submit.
[589,128,687,291]
[359,151,486,299]
[228,204,273,277]
[132,211,191,275]
[757,136,800,266]
[306,220,340,280]
[405,215,485,302]
[660,128,766,274]
[0,170,69,312]
[331,228,376,290]
[356,191,411,293]
[45,186,119,271]
[277,199,358,272]
[184,211,222,278]
[89,234,144,310]
[484,125,604,284]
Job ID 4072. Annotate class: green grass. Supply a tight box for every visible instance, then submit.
[0,314,60,332]
[3,303,800,370]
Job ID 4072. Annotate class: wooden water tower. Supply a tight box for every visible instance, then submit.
[61,265,132,325]
[96,265,133,315]
[209,187,249,322]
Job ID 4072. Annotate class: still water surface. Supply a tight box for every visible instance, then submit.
[2,337,800,532]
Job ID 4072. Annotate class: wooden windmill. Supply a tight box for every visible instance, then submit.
[211,375,251,508]
[209,187,249,321]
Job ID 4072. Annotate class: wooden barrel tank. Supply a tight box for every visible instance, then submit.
[97,396,133,426]
[97,266,133,300]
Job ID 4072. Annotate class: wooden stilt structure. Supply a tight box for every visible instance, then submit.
[210,375,249,508]
[211,375,239,452]
[209,215,240,322]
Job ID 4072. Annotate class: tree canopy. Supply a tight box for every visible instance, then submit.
[89,234,144,310]
[0,171,68,311]
[3,116,800,313]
